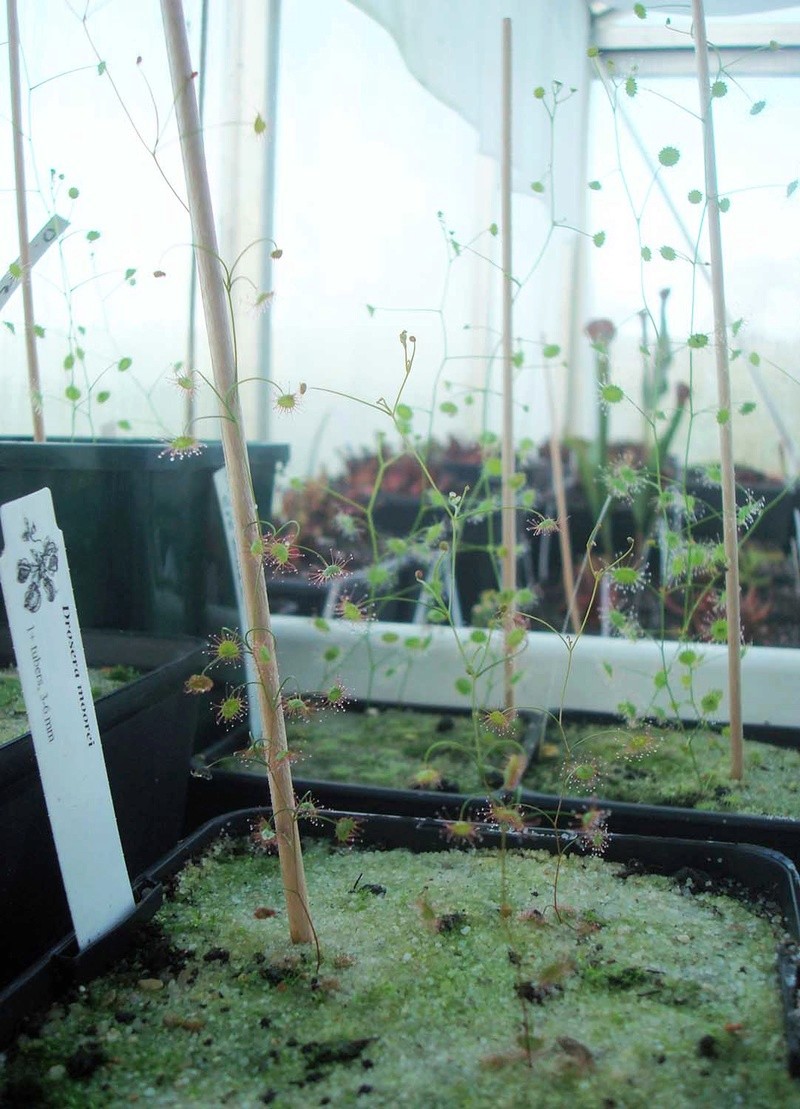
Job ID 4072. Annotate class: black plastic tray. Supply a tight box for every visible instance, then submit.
[0,437,288,636]
[186,707,800,871]
[185,702,546,831]
[512,710,800,868]
[8,806,798,1075]
[0,629,204,995]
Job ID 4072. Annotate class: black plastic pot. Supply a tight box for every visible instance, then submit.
[156,810,800,1083]
[514,712,800,868]
[0,438,288,636]
[3,806,800,1080]
[531,487,651,582]
[188,707,800,869]
[684,468,794,550]
[0,628,204,1001]
[185,703,546,832]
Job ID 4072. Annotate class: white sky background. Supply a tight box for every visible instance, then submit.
[0,1,798,483]
[584,68,800,475]
[583,7,800,476]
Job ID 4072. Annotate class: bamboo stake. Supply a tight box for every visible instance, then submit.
[7,0,45,442]
[160,0,314,941]
[691,0,743,780]
[500,17,516,712]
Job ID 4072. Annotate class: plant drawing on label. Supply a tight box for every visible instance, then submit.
[16,520,58,613]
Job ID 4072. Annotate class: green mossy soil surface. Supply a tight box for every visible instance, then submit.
[230,707,528,795]
[2,833,795,1108]
[526,720,800,819]
[221,705,800,821]
[0,666,139,748]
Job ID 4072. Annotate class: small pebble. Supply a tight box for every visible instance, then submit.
[138,978,165,992]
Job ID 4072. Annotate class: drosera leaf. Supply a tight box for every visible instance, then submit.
[687,333,708,349]
[711,80,727,98]
[253,112,267,135]
[658,146,680,167]
[600,383,624,405]
[117,356,133,371]
[593,231,606,248]
[625,76,637,98]
[543,343,561,359]
[688,189,703,204]
[660,246,677,261]
[701,688,723,714]
[750,100,766,116]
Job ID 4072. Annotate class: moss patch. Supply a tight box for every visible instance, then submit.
[526,720,800,818]
[0,666,139,748]
[2,834,795,1107]
[221,704,800,821]
[230,706,527,794]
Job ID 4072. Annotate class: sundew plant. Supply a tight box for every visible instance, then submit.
[12,2,799,1076]
[32,0,796,949]
[572,3,800,778]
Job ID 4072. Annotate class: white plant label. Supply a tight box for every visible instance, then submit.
[0,215,70,313]
[0,488,134,948]
[213,468,264,737]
